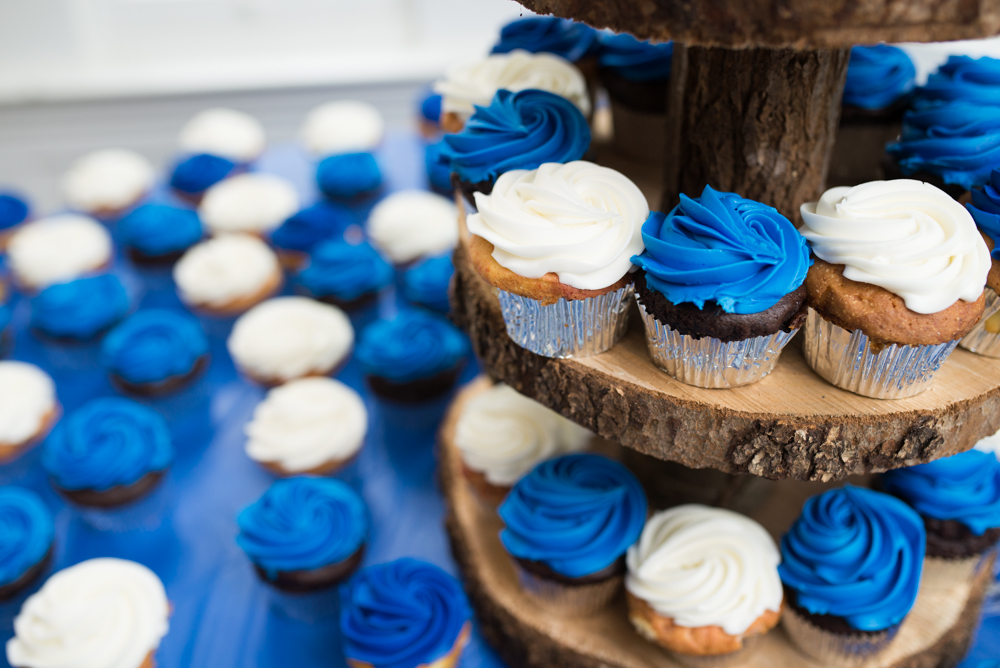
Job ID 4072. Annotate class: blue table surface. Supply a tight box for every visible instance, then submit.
[0,130,997,668]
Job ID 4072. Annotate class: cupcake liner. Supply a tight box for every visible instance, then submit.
[959,287,1000,358]
[268,585,340,624]
[782,605,898,666]
[668,635,763,668]
[496,285,632,359]
[636,299,798,389]
[515,562,622,617]
[803,309,958,399]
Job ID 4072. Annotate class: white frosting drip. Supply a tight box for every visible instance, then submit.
[800,180,990,315]
[0,362,55,447]
[6,558,169,668]
[61,149,154,213]
[173,234,280,309]
[7,214,113,290]
[434,50,590,120]
[626,505,783,636]
[468,161,649,290]
[245,377,367,471]
[367,190,458,264]
[456,384,590,486]
[228,297,354,383]
[178,108,265,163]
[300,101,384,155]
[198,173,299,235]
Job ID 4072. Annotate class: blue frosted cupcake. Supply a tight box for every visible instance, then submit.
[101,309,209,395]
[597,32,672,114]
[915,55,1000,106]
[317,153,382,200]
[417,87,443,139]
[30,274,130,341]
[341,558,472,668]
[424,140,453,195]
[270,201,357,268]
[0,487,54,599]
[779,486,925,664]
[401,254,453,313]
[0,191,30,246]
[294,239,393,310]
[499,453,647,615]
[961,168,1000,356]
[237,477,368,591]
[492,17,597,63]
[118,203,203,265]
[169,153,236,204]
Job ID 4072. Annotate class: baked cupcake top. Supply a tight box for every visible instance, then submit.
[227,297,353,383]
[916,55,1000,106]
[119,204,203,259]
[0,192,29,231]
[779,486,924,632]
[499,453,647,578]
[316,152,382,199]
[0,362,56,447]
[456,383,590,486]
[173,234,280,310]
[169,153,236,196]
[626,505,782,636]
[270,201,356,253]
[300,101,384,156]
[7,214,112,290]
[245,377,367,473]
[31,274,130,340]
[367,190,458,265]
[6,558,169,668]
[401,254,454,312]
[61,149,154,215]
[199,173,299,235]
[295,239,393,303]
[178,108,265,163]
[800,180,990,314]
[101,310,209,386]
[0,487,54,587]
[843,45,915,111]
[596,33,673,82]
[341,558,471,668]
[355,309,467,384]
[491,17,597,62]
[468,161,648,290]
[43,397,172,492]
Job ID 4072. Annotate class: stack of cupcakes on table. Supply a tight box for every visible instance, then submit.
[170,108,265,203]
[301,101,384,201]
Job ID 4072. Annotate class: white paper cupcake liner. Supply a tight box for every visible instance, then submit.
[959,287,1000,358]
[636,298,798,389]
[782,605,898,666]
[803,309,959,399]
[496,285,632,359]
[515,562,622,617]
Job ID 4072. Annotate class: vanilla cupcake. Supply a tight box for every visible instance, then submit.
[178,108,265,164]
[300,101,384,156]
[174,234,283,316]
[199,173,299,237]
[6,214,113,291]
[0,362,58,462]
[366,190,458,267]
[61,149,154,219]
[228,297,354,386]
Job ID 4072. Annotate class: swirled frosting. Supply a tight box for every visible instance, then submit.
[61,149,154,214]
[119,204,203,258]
[173,234,280,310]
[367,190,458,264]
[355,309,467,384]
[843,45,916,110]
[245,378,367,472]
[7,214,112,290]
[779,486,924,631]
[440,89,591,186]
[6,558,169,668]
[425,140,453,192]
[917,55,1000,106]
[499,453,647,577]
[31,275,130,340]
[270,201,356,253]
[237,477,368,577]
[101,310,209,385]
[295,239,393,302]
[456,383,590,486]
[968,168,1000,259]
[468,161,649,290]
[491,17,597,63]
[316,153,382,199]
[0,488,53,587]
[199,173,299,235]
[401,254,454,312]
[633,186,811,314]
[0,192,29,230]
[596,33,673,82]
[169,153,235,195]
[300,101,384,155]
[0,362,56,447]
[178,108,265,163]
[800,180,990,314]
[626,505,782,635]
[419,89,442,123]
[43,397,172,492]
[341,558,471,668]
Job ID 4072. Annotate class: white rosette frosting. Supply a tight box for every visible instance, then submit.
[0,362,56,447]
[301,101,384,155]
[179,108,265,163]
[626,505,783,637]
[199,173,299,236]
[174,234,280,309]
[6,558,169,668]
[61,149,154,214]
[455,384,591,486]
[367,190,458,264]
[7,214,112,290]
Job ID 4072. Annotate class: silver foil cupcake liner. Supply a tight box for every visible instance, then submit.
[959,287,1000,358]
[782,605,898,666]
[803,309,959,400]
[635,298,798,389]
[496,285,633,359]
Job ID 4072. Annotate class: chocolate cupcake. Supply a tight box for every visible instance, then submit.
[0,190,30,248]
[270,200,356,269]
[0,487,54,600]
[30,274,130,341]
[316,152,382,201]
[119,204,203,265]
[400,253,454,313]
[169,153,236,205]
[294,239,393,311]
[961,167,1000,356]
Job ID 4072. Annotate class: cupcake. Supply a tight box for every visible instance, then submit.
[341,558,471,668]
[630,185,811,388]
[0,191,30,247]
[498,453,646,615]
[0,362,59,462]
[424,140,454,195]
[491,17,598,67]
[227,297,354,386]
[625,505,783,664]
[101,310,210,395]
[0,488,53,600]
[245,377,367,476]
[401,253,454,313]
[270,200,356,268]
[178,108,265,164]
[6,558,169,668]
[316,152,382,200]
[417,87,443,139]
[467,161,647,358]
[455,383,590,508]
[6,214,112,291]
[173,234,283,316]
[799,180,989,398]
[779,486,924,664]
[355,308,468,402]
[300,101,384,157]
[366,190,458,267]
[961,167,1000,356]
[30,274,130,340]
[294,239,393,311]
[43,397,172,508]
[118,204,203,265]
[168,153,236,204]
[61,149,154,220]
[198,173,299,237]
[915,55,1000,106]
[237,477,368,590]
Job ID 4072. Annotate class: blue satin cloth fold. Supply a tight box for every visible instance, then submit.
[0,487,53,586]
[100,309,208,385]
[401,254,453,313]
[844,45,915,110]
[317,152,382,199]
[596,33,672,82]
[966,168,1000,260]
[295,239,393,303]
[31,274,130,340]
[118,203,203,258]
[0,192,29,230]
[169,153,236,195]
[491,17,598,62]
[916,55,1000,106]
[355,308,468,384]
[270,201,357,253]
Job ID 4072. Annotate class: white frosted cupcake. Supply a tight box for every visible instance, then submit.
[61,149,154,219]
[366,190,458,266]
[173,234,282,316]
[0,362,58,462]
[199,173,299,236]
[245,377,367,476]
[178,108,266,163]
[6,214,113,291]
[300,101,384,156]
[6,558,169,668]
[228,296,354,386]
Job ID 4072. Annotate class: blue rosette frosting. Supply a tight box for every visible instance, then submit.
[499,453,647,578]
[356,308,468,384]
[118,204,203,258]
[316,153,382,199]
[440,89,591,186]
[271,201,357,253]
[0,192,29,231]
[779,486,925,632]
[42,397,173,492]
[295,239,393,303]
[237,477,369,579]
[31,274,130,340]
[596,33,673,82]
[0,487,53,587]
[341,558,471,668]
[967,168,1000,258]
[491,17,597,63]
[631,185,812,314]
[101,309,209,385]
[419,89,442,123]
[401,254,453,313]
[425,140,453,192]
[169,153,236,195]
[917,55,1000,106]
[843,45,916,110]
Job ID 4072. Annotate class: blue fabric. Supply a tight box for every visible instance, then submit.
[118,204,203,258]
[0,487,53,587]
[917,56,1000,106]
[31,275,130,340]
[317,153,382,199]
[295,239,394,302]
[401,254,453,313]
[596,33,672,82]
[100,309,208,385]
[425,140,453,192]
[419,90,442,124]
[169,154,236,195]
[491,17,597,62]
[844,45,916,110]
[271,201,357,253]
[0,193,29,231]
[355,308,468,384]
[967,168,1000,260]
